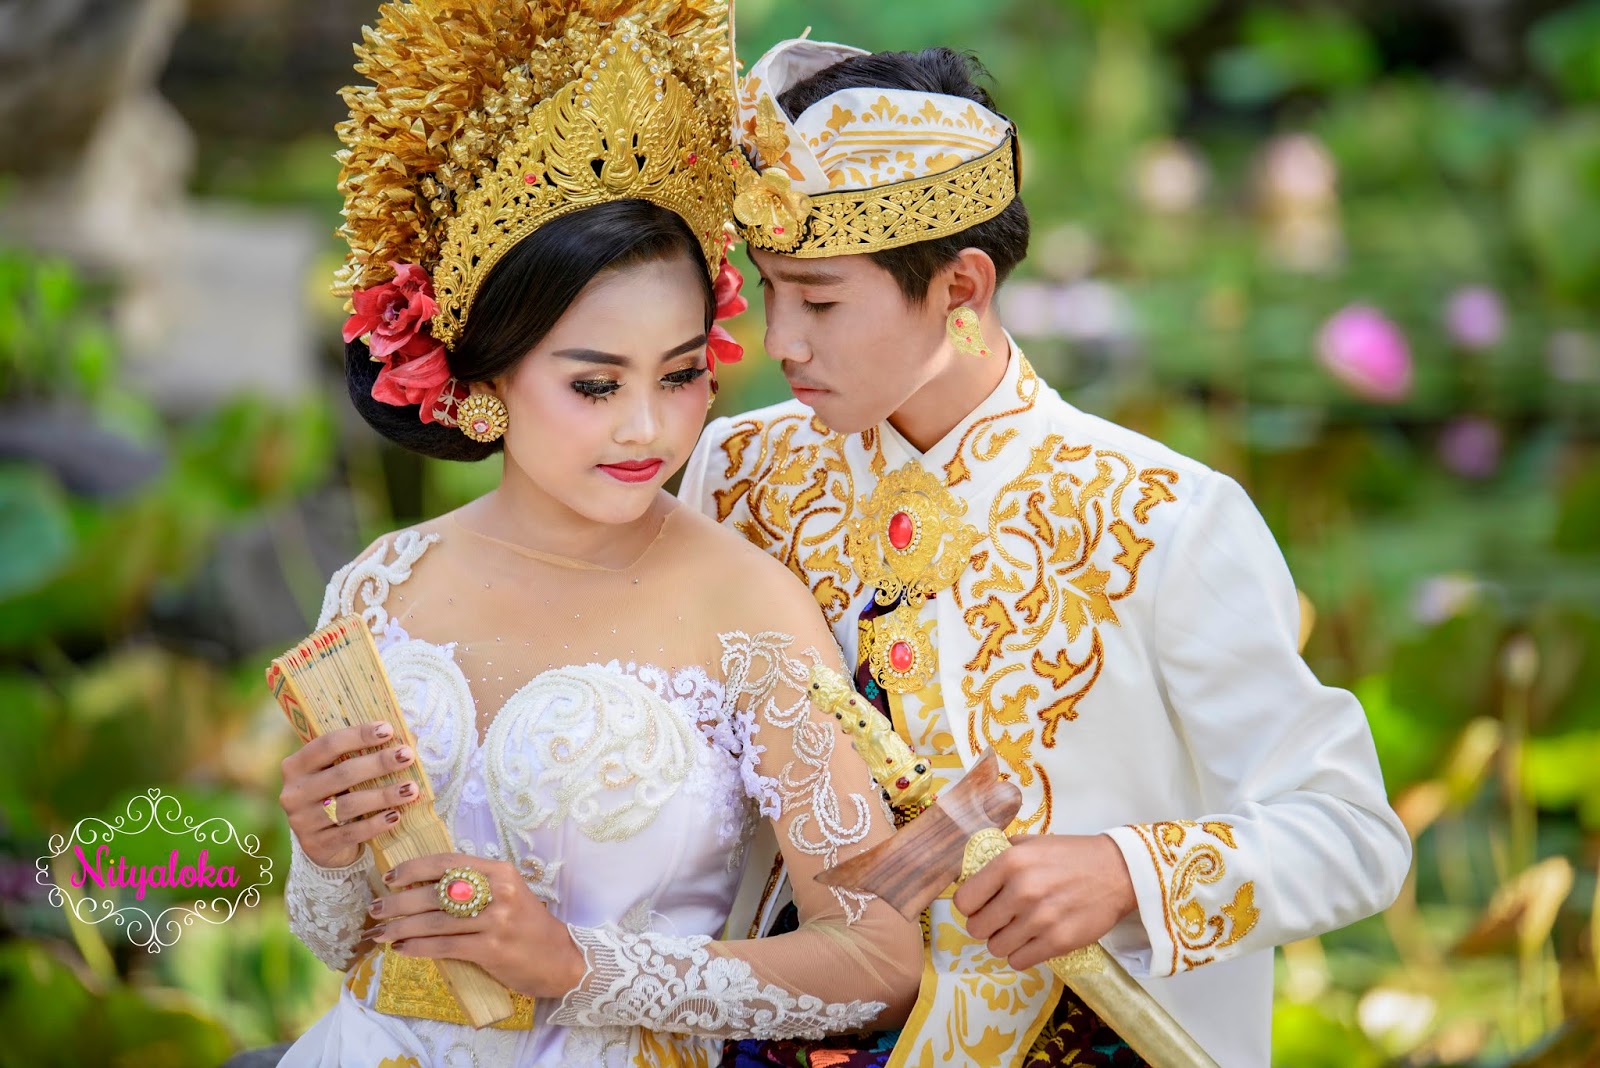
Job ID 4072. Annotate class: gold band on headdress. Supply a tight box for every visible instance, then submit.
[729,37,1021,259]
[335,1,735,348]
[731,131,1020,258]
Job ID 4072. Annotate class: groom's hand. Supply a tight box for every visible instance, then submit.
[952,833,1137,972]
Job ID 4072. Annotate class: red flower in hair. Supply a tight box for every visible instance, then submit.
[343,262,439,358]
[344,262,457,423]
[707,248,748,373]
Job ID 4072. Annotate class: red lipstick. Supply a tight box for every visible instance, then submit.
[597,458,664,484]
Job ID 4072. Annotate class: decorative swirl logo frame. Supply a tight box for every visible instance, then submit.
[34,788,274,952]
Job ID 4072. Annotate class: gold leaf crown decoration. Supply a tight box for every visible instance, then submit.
[728,37,1021,259]
[334,0,735,348]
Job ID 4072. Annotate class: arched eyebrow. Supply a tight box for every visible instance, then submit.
[552,333,709,367]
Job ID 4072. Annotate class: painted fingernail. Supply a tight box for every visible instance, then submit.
[398,783,417,799]
[384,811,401,824]
[374,723,394,740]
[395,746,414,764]
[369,900,384,916]
[382,869,397,884]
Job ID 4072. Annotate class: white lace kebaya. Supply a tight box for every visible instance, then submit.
[277,506,921,1067]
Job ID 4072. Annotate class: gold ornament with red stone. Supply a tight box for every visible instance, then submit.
[847,463,980,608]
[845,463,981,694]
[868,601,938,695]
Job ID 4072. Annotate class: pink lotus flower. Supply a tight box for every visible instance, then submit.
[1438,417,1501,479]
[1445,286,1505,351]
[1317,305,1413,403]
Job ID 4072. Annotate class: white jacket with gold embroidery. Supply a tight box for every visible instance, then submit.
[679,350,1410,1066]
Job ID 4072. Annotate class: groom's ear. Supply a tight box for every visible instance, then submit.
[935,248,1000,318]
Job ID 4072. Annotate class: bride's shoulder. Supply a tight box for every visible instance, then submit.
[316,520,446,629]
[664,506,831,632]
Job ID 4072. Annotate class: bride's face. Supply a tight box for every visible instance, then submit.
[496,253,712,526]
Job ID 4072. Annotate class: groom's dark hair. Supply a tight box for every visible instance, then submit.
[776,48,1031,303]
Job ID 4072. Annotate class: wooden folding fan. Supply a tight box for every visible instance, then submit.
[267,614,520,1029]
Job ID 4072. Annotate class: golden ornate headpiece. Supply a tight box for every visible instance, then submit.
[729,37,1020,258]
[335,0,737,425]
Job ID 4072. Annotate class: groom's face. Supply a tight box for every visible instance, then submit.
[750,248,952,434]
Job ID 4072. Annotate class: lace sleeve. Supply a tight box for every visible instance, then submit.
[285,833,377,972]
[549,621,922,1040]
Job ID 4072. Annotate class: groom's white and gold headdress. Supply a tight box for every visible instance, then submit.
[728,37,1020,258]
[335,0,737,426]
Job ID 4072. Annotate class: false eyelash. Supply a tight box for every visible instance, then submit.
[662,366,708,392]
[572,379,620,400]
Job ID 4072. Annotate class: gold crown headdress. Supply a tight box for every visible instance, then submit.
[728,37,1020,258]
[335,0,737,424]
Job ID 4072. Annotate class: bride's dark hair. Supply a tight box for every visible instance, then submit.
[346,198,715,462]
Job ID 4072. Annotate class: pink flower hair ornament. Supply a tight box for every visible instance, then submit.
[343,262,466,426]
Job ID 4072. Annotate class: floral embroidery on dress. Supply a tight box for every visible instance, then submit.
[483,666,703,843]
[718,631,875,922]
[553,924,886,1039]
[317,529,438,632]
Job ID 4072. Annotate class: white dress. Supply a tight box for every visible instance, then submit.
[277,507,921,1067]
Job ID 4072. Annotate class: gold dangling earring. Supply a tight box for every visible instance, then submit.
[947,306,993,358]
[456,392,508,442]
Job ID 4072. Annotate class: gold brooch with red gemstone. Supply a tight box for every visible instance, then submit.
[845,463,982,693]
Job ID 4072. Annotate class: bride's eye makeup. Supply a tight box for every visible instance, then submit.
[661,366,708,392]
[570,364,706,402]
[572,378,620,401]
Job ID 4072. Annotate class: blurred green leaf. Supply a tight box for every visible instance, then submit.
[1272,1000,1386,1068]
[1211,7,1378,106]
[1529,2,1600,104]
[1524,732,1600,828]
[1554,464,1600,557]
[1389,608,1503,729]
[1360,674,1458,789]
[0,465,75,600]
[1511,116,1600,303]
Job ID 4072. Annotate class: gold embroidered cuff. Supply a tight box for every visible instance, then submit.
[1115,821,1261,977]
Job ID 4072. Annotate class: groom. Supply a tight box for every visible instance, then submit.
[681,38,1410,1068]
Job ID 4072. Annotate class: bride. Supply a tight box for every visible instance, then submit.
[272,2,921,1064]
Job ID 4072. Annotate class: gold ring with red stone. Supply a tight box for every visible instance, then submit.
[436,866,493,919]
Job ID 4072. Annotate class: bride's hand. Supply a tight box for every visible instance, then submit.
[367,852,586,999]
[278,721,422,869]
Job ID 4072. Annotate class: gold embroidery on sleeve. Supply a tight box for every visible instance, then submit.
[1129,820,1260,973]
